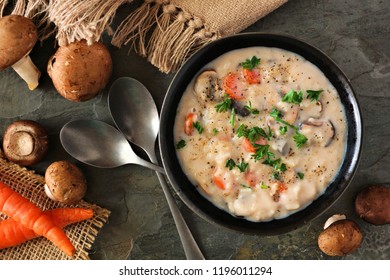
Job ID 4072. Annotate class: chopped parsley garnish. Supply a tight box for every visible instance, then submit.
[215,95,232,112]
[240,56,261,70]
[213,128,218,135]
[270,107,283,119]
[244,101,259,115]
[230,107,235,126]
[225,159,236,170]
[297,172,305,179]
[251,144,274,162]
[270,108,296,130]
[193,121,204,134]
[293,132,308,148]
[263,157,287,172]
[248,126,268,142]
[240,128,285,172]
[271,172,280,180]
[279,126,288,135]
[306,89,323,101]
[267,125,273,139]
[269,107,308,148]
[176,139,186,149]
[236,124,248,138]
[236,124,272,142]
[282,89,303,104]
[226,158,249,173]
[236,161,249,172]
[260,182,269,189]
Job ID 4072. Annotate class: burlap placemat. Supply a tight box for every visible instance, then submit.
[0,150,110,260]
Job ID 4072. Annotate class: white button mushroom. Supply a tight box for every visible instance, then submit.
[47,40,112,102]
[2,120,48,166]
[0,15,41,90]
[44,161,87,205]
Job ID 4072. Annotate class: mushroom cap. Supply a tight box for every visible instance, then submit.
[318,219,363,256]
[0,15,38,70]
[47,40,112,102]
[45,161,87,205]
[300,118,335,147]
[2,120,48,166]
[193,70,222,102]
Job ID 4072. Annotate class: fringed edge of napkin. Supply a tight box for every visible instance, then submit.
[111,0,220,73]
[0,0,131,46]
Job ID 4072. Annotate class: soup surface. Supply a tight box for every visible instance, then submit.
[174,47,347,222]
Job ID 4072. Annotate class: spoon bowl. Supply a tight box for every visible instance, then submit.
[109,77,159,155]
[60,119,164,173]
[108,77,205,260]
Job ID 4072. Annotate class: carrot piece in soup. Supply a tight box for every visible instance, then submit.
[213,175,226,190]
[243,138,256,153]
[243,137,267,153]
[184,113,195,136]
[243,68,261,84]
[277,181,288,193]
[223,72,245,100]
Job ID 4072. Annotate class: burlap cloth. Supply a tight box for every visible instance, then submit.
[0,150,110,260]
[112,0,288,72]
[0,0,287,73]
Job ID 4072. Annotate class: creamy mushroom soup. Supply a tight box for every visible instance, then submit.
[174,47,347,222]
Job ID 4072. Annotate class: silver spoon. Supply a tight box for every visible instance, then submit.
[108,77,205,260]
[60,119,165,173]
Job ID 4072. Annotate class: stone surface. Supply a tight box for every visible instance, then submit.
[0,0,389,260]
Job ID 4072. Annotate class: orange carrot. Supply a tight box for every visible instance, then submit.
[212,174,226,190]
[273,181,288,202]
[242,137,267,153]
[276,181,287,193]
[0,208,93,250]
[223,72,245,100]
[184,113,196,136]
[0,180,75,256]
[243,68,261,84]
[243,138,256,153]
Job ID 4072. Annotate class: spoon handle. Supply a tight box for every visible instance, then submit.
[149,153,205,260]
[132,156,166,174]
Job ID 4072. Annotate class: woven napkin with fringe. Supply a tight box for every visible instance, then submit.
[0,150,110,260]
[0,0,287,73]
[111,0,288,73]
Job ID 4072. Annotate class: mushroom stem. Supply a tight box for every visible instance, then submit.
[12,55,41,90]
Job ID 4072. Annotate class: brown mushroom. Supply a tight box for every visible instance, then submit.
[318,219,363,257]
[0,15,41,90]
[2,120,48,166]
[300,118,335,147]
[355,185,390,225]
[44,161,87,205]
[47,40,112,102]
